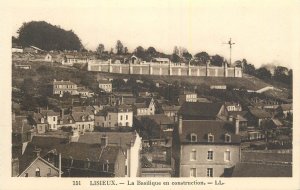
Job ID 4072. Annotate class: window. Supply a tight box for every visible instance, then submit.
[35,168,40,177]
[190,168,196,177]
[225,134,231,143]
[190,149,197,161]
[125,165,128,175]
[208,133,214,142]
[48,168,51,175]
[207,168,213,177]
[120,115,123,120]
[224,150,231,161]
[25,173,28,177]
[207,151,213,160]
[109,115,111,120]
[190,133,197,142]
[53,117,56,121]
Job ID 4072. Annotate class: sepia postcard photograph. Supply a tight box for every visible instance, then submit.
[0,0,300,189]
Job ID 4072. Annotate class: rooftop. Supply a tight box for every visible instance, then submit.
[179,120,240,144]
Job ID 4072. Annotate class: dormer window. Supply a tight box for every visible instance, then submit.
[208,133,214,142]
[40,118,44,123]
[225,133,231,143]
[81,116,85,121]
[190,133,197,142]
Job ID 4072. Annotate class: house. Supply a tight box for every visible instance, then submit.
[71,107,95,133]
[31,109,59,131]
[77,131,142,177]
[62,54,89,66]
[56,109,76,130]
[24,46,44,53]
[18,155,61,177]
[14,64,31,69]
[77,86,94,98]
[175,118,241,177]
[53,142,126,177]
[95,104,133,128]
[152,57,170,64]
[224,102,242,112]
[18,136,68,177]
[210,85,227,90]
[276,104,293,118]
[53,79,78,97]
[179,102,227,120]
[44,53,52,62]
[246,108,272,127]
[133,98,155,116]
[109,91,136,105]
[161,104,181,122]
[178,91,197,105]
[227,111,248,129]
[98,80,112,93]
[12,46,23,53]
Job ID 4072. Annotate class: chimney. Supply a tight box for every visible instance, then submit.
[33,147,41,157]
[101,135,108,147]
[234,115,240,135]
[37,107,41,113]
[228,115,233,121]
[178,115,183,134]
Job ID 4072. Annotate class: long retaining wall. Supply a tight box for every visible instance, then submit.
[88,60,243,78]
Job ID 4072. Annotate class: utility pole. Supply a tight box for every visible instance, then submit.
[223,38,235,65]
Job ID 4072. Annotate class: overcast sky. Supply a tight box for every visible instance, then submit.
[8,0,300,68]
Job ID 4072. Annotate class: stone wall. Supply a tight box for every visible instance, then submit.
[88,60,243,78]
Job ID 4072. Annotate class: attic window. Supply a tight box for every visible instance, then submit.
[208,133,214,143]
[225,134,231,143]
[190,133,197,142]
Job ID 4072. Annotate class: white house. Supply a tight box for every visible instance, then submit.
[95,105,133,128]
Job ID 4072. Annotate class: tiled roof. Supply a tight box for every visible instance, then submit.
[231,162,292,177]
[98,80,111,84]
[71,112,93,122]
[136,114,174,125]
[58,114,75,125]
[78,132,138,150]
[161,105,181,112]
[280,104,292,111]
[248,108,272,119]
[179,120,240,144]
[72,106,95,115]
[40,109,59,117]
[134,102,148,109]
[57,142,121,163]
[179,102,223,119]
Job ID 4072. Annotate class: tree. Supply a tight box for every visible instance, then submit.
[243,62,256,75]
[234,60,243,67]
[211,54,224,67]
[171,53,181,63]
[173,46,179,55]
[182,51,192,61]
[194,52,210,64]
[115,40,124,54]
[135,46,145,59]
[147,47,157,55]
[96,44,105,55]
[124,47,128,54]
[20,78,35,95]
[17,21,83,51]
[256,67,272,80]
